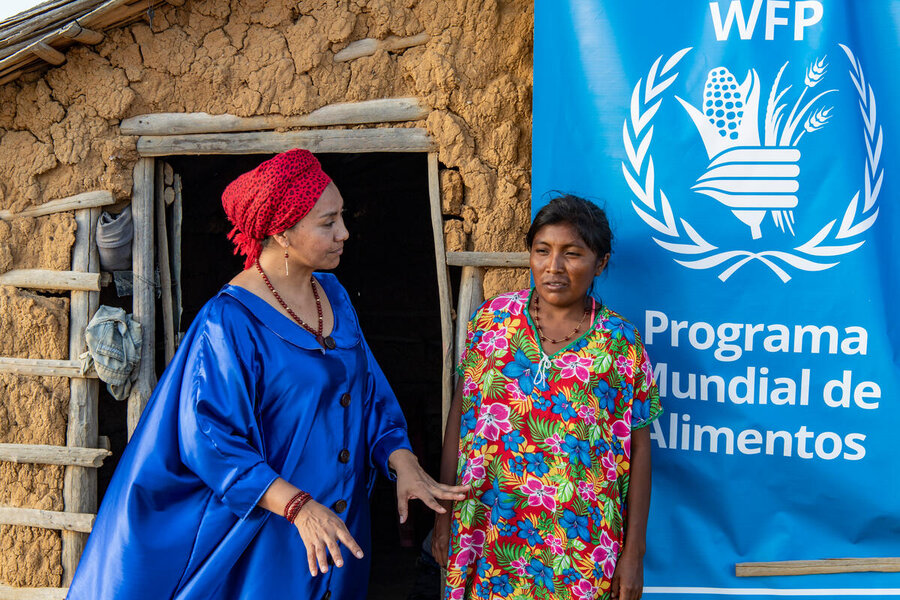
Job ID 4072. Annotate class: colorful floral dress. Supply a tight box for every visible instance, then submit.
[444,289,661,600]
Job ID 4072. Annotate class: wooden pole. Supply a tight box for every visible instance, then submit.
[27,41,65,65]
[0,190,114,220]
[62,208,100,584]
[0,358,97,378]
[446,251,530,268]
[0,507,94,533]
[0,444,110,468]
[172,174,183,343]
[0,583,68,599]
[59,22,104,45]
[736,557,900,577]
[0,270,100,291]
[128,158,156,438]
[334,33,428,62]
[155,162,175,365]
[454,266,484,365]
[427,153,454,435]
[136,128,435,157]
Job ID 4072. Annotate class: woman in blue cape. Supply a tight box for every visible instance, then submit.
[68,149,467,599]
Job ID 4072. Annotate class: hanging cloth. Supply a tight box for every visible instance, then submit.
[81,305,142,400]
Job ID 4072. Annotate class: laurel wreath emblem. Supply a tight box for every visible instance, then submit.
[622,46,882,282]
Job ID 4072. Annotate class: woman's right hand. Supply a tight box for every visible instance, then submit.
[293,500,364,576]
[431,509,452,565]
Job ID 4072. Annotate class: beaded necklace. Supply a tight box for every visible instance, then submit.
[532,293,591,345]
[255,259,336,350]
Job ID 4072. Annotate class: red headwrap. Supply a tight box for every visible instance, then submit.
[222,149,332,269]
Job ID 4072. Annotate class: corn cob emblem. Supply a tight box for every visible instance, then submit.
[676,58,835,239]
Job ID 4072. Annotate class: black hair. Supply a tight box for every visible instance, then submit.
[526,193,613,263]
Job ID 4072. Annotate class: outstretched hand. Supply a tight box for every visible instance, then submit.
[389,448,469,523]
[293,500,364,577]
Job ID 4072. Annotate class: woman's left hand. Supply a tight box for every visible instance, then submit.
[610,546,644,600]
[388,449,469,523]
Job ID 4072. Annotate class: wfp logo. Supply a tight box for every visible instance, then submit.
[622,47,882,281]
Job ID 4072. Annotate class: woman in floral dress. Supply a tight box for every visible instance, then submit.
[433,195,661,600]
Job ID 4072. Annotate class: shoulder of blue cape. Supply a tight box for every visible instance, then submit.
[211,273,362,351]
[122,274,363,449]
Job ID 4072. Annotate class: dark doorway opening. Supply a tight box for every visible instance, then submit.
[99,152,445,598]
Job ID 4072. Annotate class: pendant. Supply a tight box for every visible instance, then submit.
[321,335,336,350]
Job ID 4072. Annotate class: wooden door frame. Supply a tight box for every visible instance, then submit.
[126,127,455,437]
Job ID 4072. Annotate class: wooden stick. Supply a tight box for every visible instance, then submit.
[0,190,114,220]
[0,0,98,48]
[0,583,69,600]
[172,174,183,343]
[446,251,530,268]
[455,266,484,365]
[334,32,428,62]
[128,158,156,438]
[736,557,900,577]
[59,22,104,45]
[0,0,159,76]
[0,270,100,291]
[63,207,100,585]
[136,127,435,156]
[0,71,21,86]
[155,162,175,365]
[0,506,94,533]
[0,358,96,378]
[0,444,110,468]
[120,98,428,135]
[27,41,65,65]
[427,153,454,436]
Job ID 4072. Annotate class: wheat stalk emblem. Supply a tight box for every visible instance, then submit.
[622,47,882,282]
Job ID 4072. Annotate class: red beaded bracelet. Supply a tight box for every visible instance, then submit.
[284,491,312,523]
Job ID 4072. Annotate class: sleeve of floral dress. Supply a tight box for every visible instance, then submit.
[631,331,662,429]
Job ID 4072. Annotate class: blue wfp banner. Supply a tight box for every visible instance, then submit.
[534,1,899,597]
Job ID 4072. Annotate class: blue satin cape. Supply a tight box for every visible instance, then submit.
[68,274,413,599]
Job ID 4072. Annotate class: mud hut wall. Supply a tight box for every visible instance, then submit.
[0,0,533,587]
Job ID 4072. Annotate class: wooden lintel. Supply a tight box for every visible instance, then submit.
[136,127,435,156]
[0,444,110,468]
[28,41,65,65]
[0,190,115,220]
[0,358,96,379]
[60,22,104,45]
[0,270,100,291]
[0,506,94,533]
[736,557,900,577]
[446,251,530,268]
[120,98,428,136]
